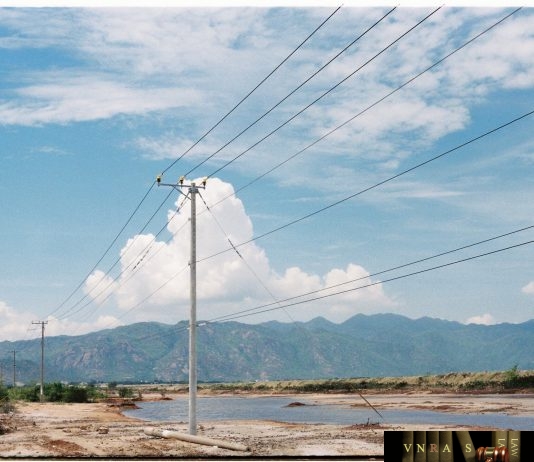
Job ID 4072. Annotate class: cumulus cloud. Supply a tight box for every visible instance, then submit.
[466,313,496,325]
[521,281,534,295]
[84,178,394,324]
[83,270,119,305]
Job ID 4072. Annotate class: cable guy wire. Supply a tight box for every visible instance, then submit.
[198,191,297,324]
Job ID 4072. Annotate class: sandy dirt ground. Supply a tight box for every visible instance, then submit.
[1,392,533,458]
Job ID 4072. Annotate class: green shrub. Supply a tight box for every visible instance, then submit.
[46,382,65,402]
[64,386,88,403]
[0,383,9,402]
[9,385,40,402]
[504,365,520,387]
[0,398,14,414]
[118,387,134,399]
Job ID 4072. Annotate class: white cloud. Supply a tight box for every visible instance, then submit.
[378,180,465,201]
[0,300,35,341]
[45,314,124,338]
[84,178,394,324]
[135,132,229,162]
[0,300,123,341]
[0,74,202,126]
[466,313,496,325]
[521,281,534,295]
[1,5,533,178]
[0,8,267,126]
[83,270,118,305]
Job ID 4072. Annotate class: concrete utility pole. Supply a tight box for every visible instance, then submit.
[157,174,206,435]
[32,321,48,402]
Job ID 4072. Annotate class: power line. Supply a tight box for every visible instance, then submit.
[92,101,533,333]
[184,6,397,178]
[214,238,534,323]
[67,197,192,329]
[115,220,534,346]
[180,6,522,250]
[209,224,534,323]
[161,5,342,176]
[51,188,175,322]
[112,265,190,326]
[48,7,341,325]
[123,225,534,344]
[57,192,190,323]
[206,6,442,179]
[203,6,522,211]
[50,10,528,334]
[48,181,157,318]
[197,108,534,265]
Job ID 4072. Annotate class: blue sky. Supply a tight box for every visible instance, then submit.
[1,3,534,341]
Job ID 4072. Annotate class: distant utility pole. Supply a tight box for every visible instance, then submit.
[32,321,48,402]
[11,350,16,387]
[156,174,206,436]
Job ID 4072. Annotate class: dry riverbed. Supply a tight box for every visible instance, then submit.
[1,392,533,458]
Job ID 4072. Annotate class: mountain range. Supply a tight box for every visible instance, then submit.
[1,313,533,384]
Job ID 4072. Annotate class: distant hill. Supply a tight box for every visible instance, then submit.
[1,313,533,384]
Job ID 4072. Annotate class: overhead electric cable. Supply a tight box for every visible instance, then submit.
[49,6,341,324]
[184,6,397,177]
[161,5,342,176]
[214,239,534,323]
[209,224,534,323]
[48,181,157,318]
[205,6,522,211]
[53,188,175,321]
[206,6,442,179]
[126,228,534,344]
[198,191,297,324]
[58,193,191,323]
[197,108,534,265]
[53,8,527,338]
[81,264,190,334]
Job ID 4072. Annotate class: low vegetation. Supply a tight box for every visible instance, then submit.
[197,367,534,395]
[1,382,105,406]
[1,367,532,415]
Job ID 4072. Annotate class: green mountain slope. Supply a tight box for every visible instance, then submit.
[1,314,532,383]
